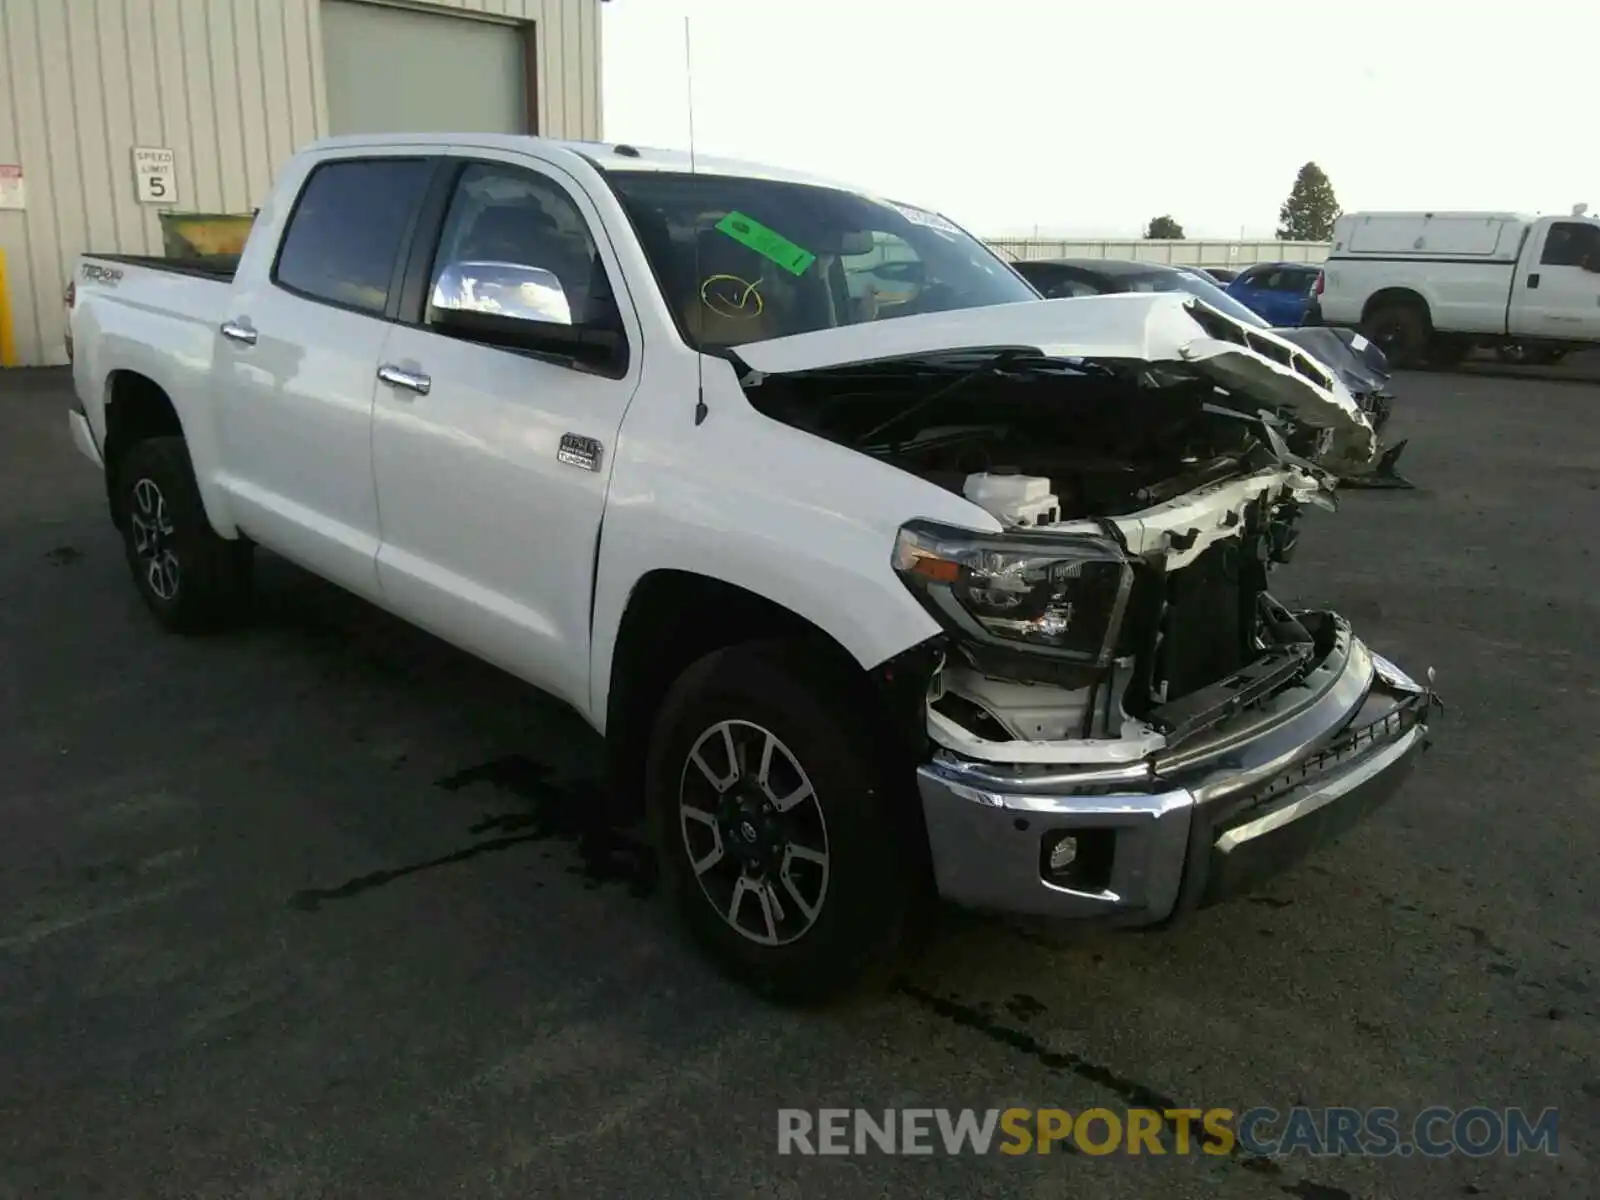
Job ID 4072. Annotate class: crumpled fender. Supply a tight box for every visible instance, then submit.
[1183,339,1378,474]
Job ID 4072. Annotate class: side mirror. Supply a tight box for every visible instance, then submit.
[430,260,626,374]
[432,260,575,326]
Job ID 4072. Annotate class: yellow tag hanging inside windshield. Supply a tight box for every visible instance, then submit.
[715,212,816,277]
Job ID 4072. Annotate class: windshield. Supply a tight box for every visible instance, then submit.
[1122,269,1271,329]
[603,171,1038,350]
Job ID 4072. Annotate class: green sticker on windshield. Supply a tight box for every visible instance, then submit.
[715,211,816,276]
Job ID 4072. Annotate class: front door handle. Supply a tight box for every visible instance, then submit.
[377,364,431,395]
[220,319,257,345]
[1527,273,1541,289]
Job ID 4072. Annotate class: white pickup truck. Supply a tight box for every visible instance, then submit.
[1316,210,1600,367]
[68,134,1436,1001]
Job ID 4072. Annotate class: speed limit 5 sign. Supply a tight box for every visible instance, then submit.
[132,147,177,205]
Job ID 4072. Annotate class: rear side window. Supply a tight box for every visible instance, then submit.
[274,158,434,314]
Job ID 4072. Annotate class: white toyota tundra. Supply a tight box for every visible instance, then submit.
[68,134,1436,1001]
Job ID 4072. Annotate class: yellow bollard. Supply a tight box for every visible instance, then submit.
[0,248,16,367]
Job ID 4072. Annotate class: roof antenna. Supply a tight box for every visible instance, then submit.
[686,15,709,426]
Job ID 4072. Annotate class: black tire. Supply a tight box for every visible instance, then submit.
[644,639,919,1003]
[1363,304,1430,369]
[114,436,252,633]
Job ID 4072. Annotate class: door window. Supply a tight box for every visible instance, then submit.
[429,163,612,329]
[273,158,435,314]
[1540,222,1600,268]
[1253,267,1316,293]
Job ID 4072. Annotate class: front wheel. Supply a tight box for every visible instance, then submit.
[645,640,920,1003]
[115,437,252,633]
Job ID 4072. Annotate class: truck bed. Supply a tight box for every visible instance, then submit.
[87,253,239,282]
[73,253,237,384]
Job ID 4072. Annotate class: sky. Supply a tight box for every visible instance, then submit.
[599,0,1595,239]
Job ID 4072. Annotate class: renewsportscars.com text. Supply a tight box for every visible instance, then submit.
[776,1106,1559,1158]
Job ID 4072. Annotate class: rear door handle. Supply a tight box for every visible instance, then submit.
[1527,273,1541,289]
[377,363,431,395]
[220,319,257,345]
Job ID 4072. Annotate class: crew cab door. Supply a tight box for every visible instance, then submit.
[213,152,438,598]
[369,151,641,713]
[1510,219,1600,342]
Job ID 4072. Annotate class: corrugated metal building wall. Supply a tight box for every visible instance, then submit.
[0,0,603,367]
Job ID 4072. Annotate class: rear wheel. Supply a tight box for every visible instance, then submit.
[115,437,252,633]
[645,640,919,1003]
[1363,304,1430,368]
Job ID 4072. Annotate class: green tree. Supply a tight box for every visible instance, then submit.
[1144,214,1185,239]
[1276,162,1341,241]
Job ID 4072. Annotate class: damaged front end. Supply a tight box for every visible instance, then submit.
[892,481,1323,766]
[892,499,1438,922]
[1272,324,1413,490]
[735,292,1436,922]
[739,292,1371,761]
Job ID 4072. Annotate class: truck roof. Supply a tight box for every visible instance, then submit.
[302,132,856,191]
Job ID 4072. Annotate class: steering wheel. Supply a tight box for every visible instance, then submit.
[906,280,956,315]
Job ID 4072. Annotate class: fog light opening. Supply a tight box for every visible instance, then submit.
[1048,836,1077,871]
[1041,828,1115,892]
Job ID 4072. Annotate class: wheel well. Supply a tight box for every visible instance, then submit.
[602,570,938,824]
[103,371,183,527]
[1361,288,1431,327]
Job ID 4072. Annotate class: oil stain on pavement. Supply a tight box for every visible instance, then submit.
[286,754,656,912]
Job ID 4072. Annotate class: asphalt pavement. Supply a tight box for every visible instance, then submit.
[1,365,1596,1199]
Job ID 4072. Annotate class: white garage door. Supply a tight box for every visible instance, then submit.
[322,1,526,136]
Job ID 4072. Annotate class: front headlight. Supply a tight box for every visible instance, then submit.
[892,520,1135,667]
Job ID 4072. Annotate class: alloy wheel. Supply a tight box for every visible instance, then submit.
[129,477,180,601]
[678,719,830,947]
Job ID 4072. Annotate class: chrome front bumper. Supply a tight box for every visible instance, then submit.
[915,616,1433,924]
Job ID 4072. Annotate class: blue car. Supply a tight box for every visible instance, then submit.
[1224,261,1323,327]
